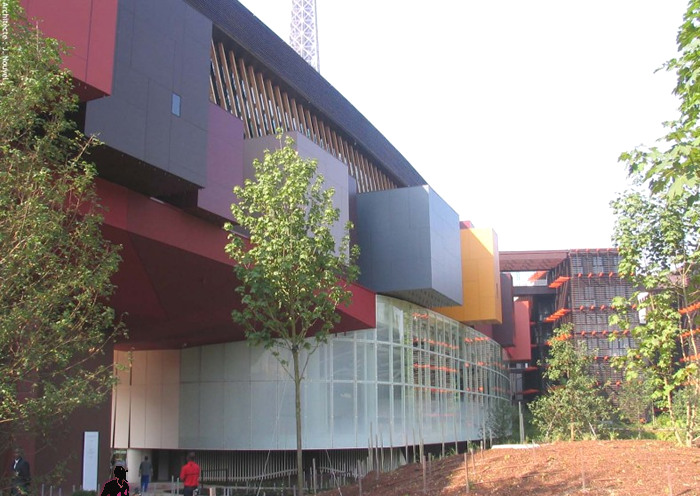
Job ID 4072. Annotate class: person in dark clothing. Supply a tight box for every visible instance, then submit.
[101,465,130,496]
[10,448,30,496]
[138,456,153,493]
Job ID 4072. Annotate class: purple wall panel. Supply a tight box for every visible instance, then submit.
[492,273,515,347]
[197,104,244,220]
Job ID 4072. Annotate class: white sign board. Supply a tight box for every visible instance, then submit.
[82,431,99,491]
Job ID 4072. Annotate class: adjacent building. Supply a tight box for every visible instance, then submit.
[501,249,639,402]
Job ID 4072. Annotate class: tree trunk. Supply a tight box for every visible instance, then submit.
[665,383,684,447]
[293,348,304,495]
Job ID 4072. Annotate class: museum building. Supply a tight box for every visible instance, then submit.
[19,0,524,489]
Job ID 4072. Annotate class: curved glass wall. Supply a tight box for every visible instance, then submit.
[168,295,511,451]
[308,295,511,449]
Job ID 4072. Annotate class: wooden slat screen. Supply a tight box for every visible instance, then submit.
[210,40,398,193]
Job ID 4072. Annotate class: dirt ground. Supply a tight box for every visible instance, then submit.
[317,440,700,496]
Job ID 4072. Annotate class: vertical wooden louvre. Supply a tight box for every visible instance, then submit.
[210,40,397,193]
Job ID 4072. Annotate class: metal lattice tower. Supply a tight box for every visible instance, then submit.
[290,0,320,72]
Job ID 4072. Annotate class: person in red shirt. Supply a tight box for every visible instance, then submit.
[179,452,200,496]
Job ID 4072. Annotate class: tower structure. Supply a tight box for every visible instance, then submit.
[290,0,320,71]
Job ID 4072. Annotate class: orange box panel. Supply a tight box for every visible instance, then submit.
[433,227,503,324]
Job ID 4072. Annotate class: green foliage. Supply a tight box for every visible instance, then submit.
[0,0,123,463]
[619,0,700,199]
[612,0,700,447]
[487,398,517,443]
[609,188,699,424]
[530,325,615,441]
[225,134,359,357]
[616,377,654,425]
[224,134,359,495]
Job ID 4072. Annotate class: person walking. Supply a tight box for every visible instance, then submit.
[179,452,200,496]
[10,448,31,496]
[101,465,129,496]
[138,456,153,493]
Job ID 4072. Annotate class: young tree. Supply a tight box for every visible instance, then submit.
[225,135,359,495]
[612,0,700,447]
[0,0,123,473]
[619,0,700,198]
[615,376,655,438]
[530,325,615,441]
[610,189,699,446]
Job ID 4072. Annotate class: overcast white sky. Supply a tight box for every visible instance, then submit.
[238,0,686,251]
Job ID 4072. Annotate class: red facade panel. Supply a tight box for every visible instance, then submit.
[96,178,376,350]
[506,299,532,362]
[22,0,117,100]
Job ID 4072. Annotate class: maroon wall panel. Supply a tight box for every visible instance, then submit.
[22,0,117,99]
[506,299,532,362]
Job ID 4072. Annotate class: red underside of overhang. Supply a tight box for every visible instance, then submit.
[98,179,376,350]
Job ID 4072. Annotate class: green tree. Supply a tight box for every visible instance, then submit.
[0,0,123,476]
[225,135,359,495]
[530,325,615,441]
[612,0,700,447]
[619,0,700,198]
[487,398,517,443]
[615,376,654,438]
[610,189,699,446]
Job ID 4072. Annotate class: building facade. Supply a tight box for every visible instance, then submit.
[113,296,509,481]
[500,249,639,402]
[18,0,515,490]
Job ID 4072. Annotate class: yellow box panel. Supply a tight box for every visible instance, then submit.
[433,227,503,324]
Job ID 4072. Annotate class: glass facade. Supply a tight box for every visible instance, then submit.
[117,296,511,453]
[311,296,511,449]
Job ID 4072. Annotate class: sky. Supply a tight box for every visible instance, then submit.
[238,0,687,252]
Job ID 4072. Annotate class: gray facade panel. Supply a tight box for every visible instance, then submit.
[114,5,134,66]
[428,189,463,302]
[170,118,208,185]
[85,96,147,160]
[144,81,172,170]
[178,383,200,448]
[130,23,175,89]
[357,186,462,307]
[86,0,212,189]
[112,60,149,110]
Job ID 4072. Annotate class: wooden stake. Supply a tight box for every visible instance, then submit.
[357,461,363,496]
[463,452,470,494]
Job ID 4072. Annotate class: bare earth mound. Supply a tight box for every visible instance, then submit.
[317,440,700,496]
